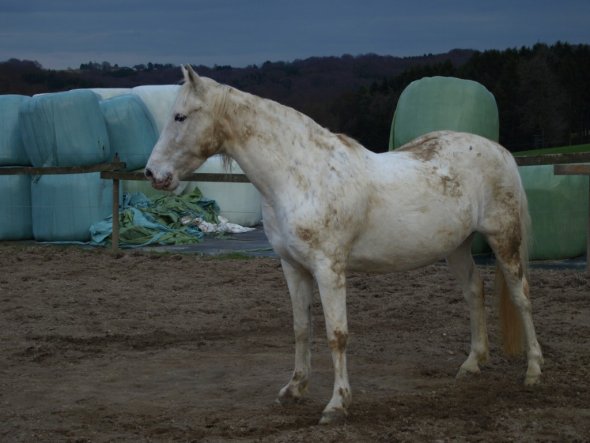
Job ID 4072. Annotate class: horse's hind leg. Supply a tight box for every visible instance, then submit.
[277,260,314,404]
[447,235,490,378]
[486,235,544,386]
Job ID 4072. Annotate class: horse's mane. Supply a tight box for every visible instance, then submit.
[220,153,233,172]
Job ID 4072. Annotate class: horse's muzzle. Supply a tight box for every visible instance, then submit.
[144,167,173,190]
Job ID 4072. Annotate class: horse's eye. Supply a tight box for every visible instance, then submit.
[174,113,187,122]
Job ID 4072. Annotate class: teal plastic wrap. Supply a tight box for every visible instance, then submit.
[132,85,180,133]
[99,94,158,170]
[0,174,32,240]
[0,95,31,166]
[390,76,499,149]
[19,90,110,167]
[519,165,588,260]
[31,172,113,242]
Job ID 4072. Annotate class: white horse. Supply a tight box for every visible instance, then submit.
[145,65,543,424]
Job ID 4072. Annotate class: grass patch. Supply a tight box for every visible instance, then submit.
[513,143,590,157]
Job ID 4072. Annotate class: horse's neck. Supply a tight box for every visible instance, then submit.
[221,89,331,199]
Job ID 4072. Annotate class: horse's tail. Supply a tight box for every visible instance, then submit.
[496,179,531,356]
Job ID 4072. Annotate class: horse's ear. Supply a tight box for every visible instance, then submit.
[181,64,203,91]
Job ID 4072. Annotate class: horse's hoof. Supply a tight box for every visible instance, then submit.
[455,366,480,380]
[319,408,347,425]
[276,387,303,406]
[524,374,541,386]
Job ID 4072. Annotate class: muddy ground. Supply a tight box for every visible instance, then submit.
[0,244,589,442]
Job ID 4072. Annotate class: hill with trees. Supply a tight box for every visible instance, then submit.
[1,42,588,152]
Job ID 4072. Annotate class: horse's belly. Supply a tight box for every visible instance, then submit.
[347,203,475,273]
[348,242,452,272]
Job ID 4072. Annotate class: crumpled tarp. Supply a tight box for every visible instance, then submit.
[90,189,220,248]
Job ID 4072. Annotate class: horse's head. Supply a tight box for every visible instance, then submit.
[145,65,227,191]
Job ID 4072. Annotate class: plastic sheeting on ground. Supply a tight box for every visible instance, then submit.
[187,216,256,234]
[390,76,499,149]
[0,95,30,166]
[90,190,220,248]
[0,174,32,240]
[31,172,112,242]
[99,94,158,170]
[19,89,110,167]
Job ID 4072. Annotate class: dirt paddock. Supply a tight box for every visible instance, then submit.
[1,244,589,442]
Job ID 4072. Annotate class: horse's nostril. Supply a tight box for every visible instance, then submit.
[144,168,154,179]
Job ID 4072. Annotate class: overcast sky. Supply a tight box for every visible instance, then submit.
[1,0,589,69]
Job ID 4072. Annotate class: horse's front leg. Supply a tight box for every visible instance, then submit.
[277,260,314,404]
[315,263,351,424]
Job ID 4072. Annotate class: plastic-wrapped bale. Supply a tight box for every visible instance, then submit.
[179,155,262,227]
[0,95,31,166]
[389,76,499,149]
[132,85,180,133]
[100,94,159,170]
[31,173,113,242]
[520,165,588,260]
[0,174,32,240]
[19,89,110,167]
[90,88,132,100]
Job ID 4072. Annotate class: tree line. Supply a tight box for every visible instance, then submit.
[336,42,590,152]
[1,42,589,152]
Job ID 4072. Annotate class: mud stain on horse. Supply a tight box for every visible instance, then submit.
[488,185,524,278]
[397,135,443,162]
[440,173,463,198]
[287,165,311,193]
[296,226,319,249]
[329,329,348,353]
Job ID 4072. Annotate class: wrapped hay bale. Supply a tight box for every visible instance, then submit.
[19,89,110,167]
[520,165,588,260]
[390,76,499,149]
[31,173,113,242]
[0,95,31,166]
[0,174,32,240]
[90,88,132,100]
[100,94,158,170]
[132,85,180,133]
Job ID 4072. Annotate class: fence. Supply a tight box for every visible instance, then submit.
[1,152,590,271]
